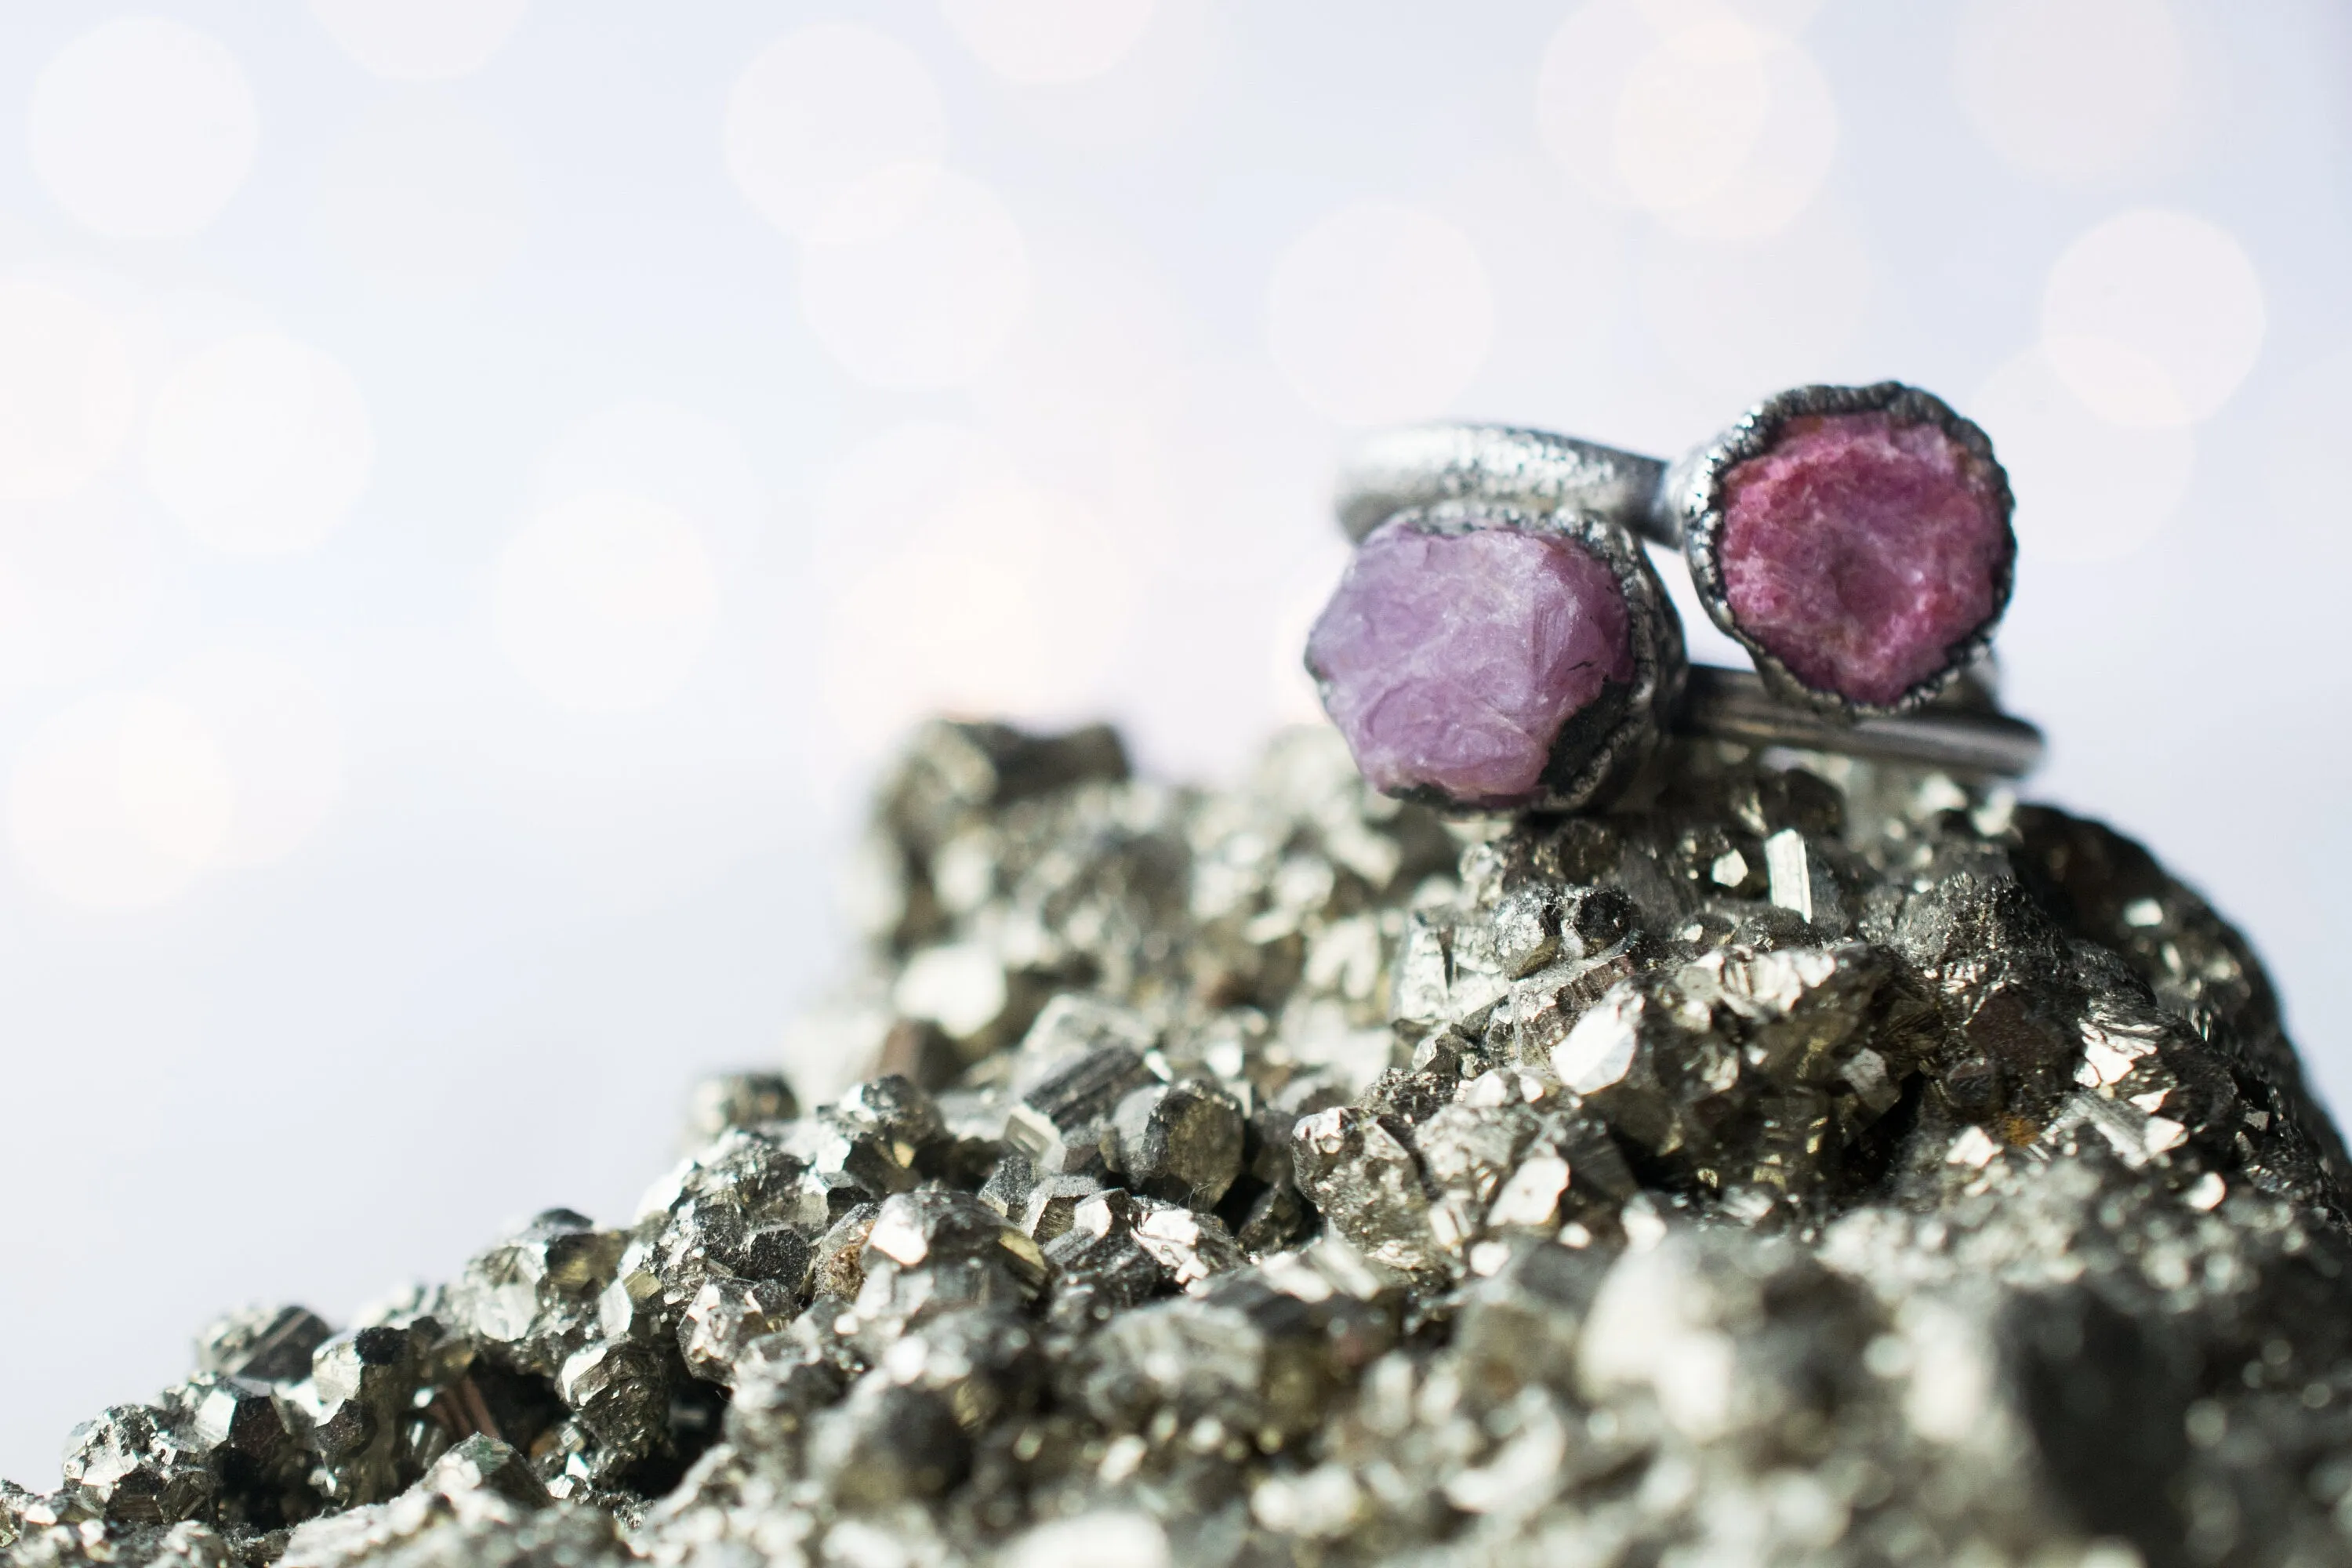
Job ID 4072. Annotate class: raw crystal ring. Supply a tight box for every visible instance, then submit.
[1337,382,2016,718]
[1304,501,1686,814]
[1316,391,2044,811]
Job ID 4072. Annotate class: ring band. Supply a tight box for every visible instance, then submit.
[1336,424,1672,548]
[1337,385,2016,720]
[1675,665,2042,778]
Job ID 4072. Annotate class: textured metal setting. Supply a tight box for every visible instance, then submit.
[1334,424,1674,547]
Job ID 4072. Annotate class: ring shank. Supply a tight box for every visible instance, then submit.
[1677,666,2042,777]
[1337,424,1674,545]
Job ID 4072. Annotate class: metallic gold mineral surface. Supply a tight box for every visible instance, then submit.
[7,720,2349,1567]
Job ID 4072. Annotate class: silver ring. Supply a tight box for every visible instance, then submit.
[1299,492,2039,820]
[1336,425,1672,549]
[1675,666,2042,778]
[1337,383,2017,720]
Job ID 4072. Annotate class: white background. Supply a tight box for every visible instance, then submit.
[0,0,2346,1484]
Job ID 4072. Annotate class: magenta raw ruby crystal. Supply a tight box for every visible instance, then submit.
[1306,520,1635,808]
[1716,411,2009,708]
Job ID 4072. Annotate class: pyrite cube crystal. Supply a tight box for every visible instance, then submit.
[11,717,2352,1568]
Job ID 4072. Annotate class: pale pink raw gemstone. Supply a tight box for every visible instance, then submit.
[1307,521,1635,808]
[1718,411,2009,707]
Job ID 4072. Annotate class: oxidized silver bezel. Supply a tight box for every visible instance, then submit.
[1334,423,1671,547]
[1656,381,2016,721]
[1305,500,1686,815]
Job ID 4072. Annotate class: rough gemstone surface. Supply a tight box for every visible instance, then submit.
[1306,519,1634,807]
[1718,410,2009,706]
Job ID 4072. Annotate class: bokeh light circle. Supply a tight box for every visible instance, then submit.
[967,236,1191,493]
[0,491,163,695]
[1954,0,2183,182]
[939,0,1158,85]
[29,18,260,238]
[161,651,346,870]
[143,334,376,556]
[1639,212,1875,396]
[9,693,235,911]
[314,98,530,299]
[306,0,532,81]
[2040,210,2265,427]
[798,172,1033,390]
[1614,17,1835,238]
[725,24,949,245]
[495,492,720,713]
[0,280,137,503]
[539,401,766,564]
[815,424,1133,760]
[817,422,1028,587]
[1265,201,1494,426]
[1538,0,1837,239]
[1973,345,2196,564]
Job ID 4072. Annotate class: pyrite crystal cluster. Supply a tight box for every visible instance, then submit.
[9,721,2352,1568]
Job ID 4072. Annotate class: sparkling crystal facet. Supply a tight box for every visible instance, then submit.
[17,717,2350,1568]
